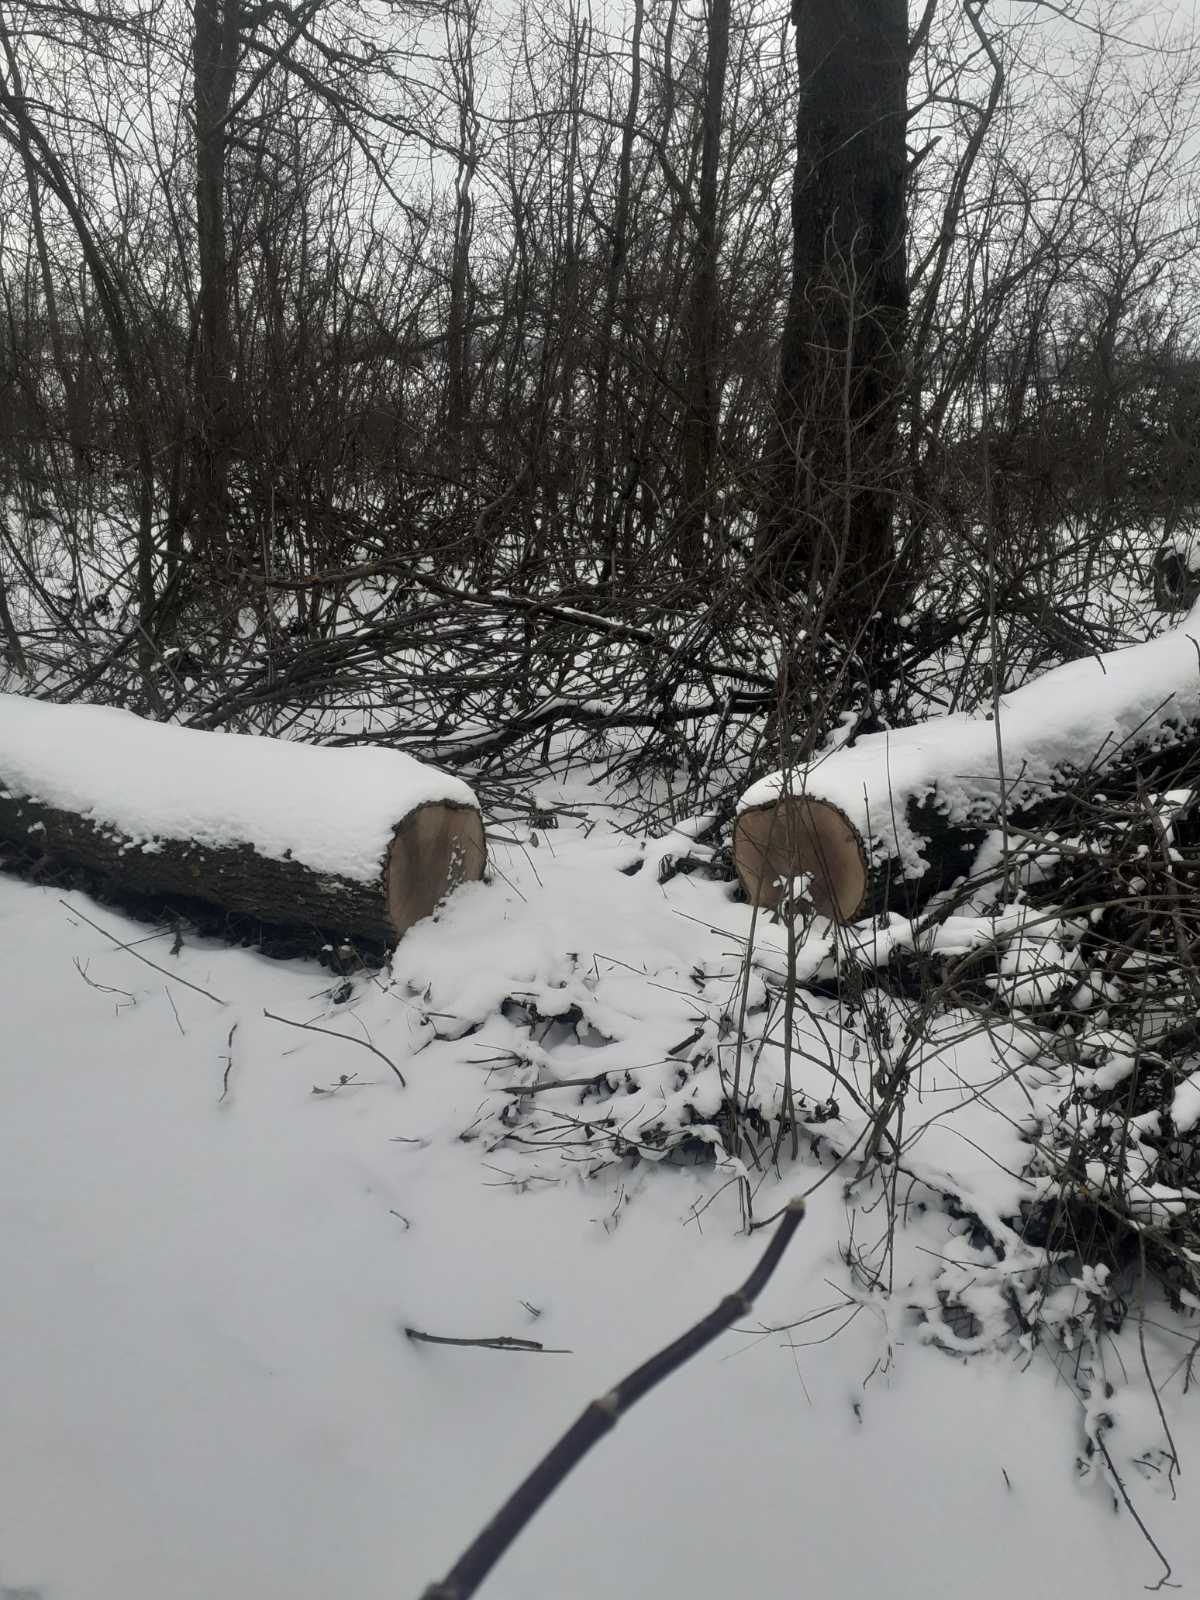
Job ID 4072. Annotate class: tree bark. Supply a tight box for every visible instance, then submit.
[591,0,644,572]
[756,0,909,642]
[679,0,731,554]
[444,0,481,461]
[191,0,241,554]
[0,788,486,947]
[0,696,487,945]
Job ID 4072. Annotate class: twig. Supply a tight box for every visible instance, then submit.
[164,988,185,1036]
[419,1198,806,1600]
[1093,1428,1178,1591]
[219,1022,239,1103]
[498,1072,618,1095]
[404,1328,570,1354]
[263,1007,406,1085]
[71,956,132,1001]
[61,900,226,1005]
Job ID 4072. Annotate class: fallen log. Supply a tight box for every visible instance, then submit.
[0,695,485,946]
[734,600,1200,922]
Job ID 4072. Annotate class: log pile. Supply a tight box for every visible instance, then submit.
[0,695,486,947]
[735,600,1200,922]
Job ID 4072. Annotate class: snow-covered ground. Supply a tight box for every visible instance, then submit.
[3,778,1200,1598]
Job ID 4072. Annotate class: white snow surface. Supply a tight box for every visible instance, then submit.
[0,693,479,882]
[3,778,1200,1598]
[740,599,1200,878]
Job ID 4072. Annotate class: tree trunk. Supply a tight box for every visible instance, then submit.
[591,0,644,572]
[445,0,481,461]
[191,0,240,555]
[0,37,160,693]
[0,19,83,464]
[756,0,908,642]
[0,550,26,675]
[679,0,731,556]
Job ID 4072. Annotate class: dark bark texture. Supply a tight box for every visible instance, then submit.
[757,0,909,639]
[0,789,485,948]
[191,0,241,553]
[679,0,731,551]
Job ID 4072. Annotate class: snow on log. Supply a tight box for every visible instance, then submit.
[0,695,486,944]
[735,600,1200,922]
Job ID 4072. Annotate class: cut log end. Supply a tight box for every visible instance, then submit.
[733,797,868,923]
[385,802,487,935]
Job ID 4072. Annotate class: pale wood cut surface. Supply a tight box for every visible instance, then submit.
[385,802,487,934]
[733,797,868,923]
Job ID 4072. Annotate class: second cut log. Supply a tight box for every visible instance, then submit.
[735,599,1200,923]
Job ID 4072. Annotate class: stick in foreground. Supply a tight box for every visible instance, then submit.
[419,1197,806,1600]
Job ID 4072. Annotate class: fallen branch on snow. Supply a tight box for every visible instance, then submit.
[419,1197,805,1600]
[403,1328,570,1354]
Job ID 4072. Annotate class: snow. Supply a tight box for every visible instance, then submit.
[0,693,479,882]
[4,786,1200,1598]
[740,598,1200,881]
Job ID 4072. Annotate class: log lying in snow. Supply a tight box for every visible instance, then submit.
[735,599,1200,922]
[0,695,486,946]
